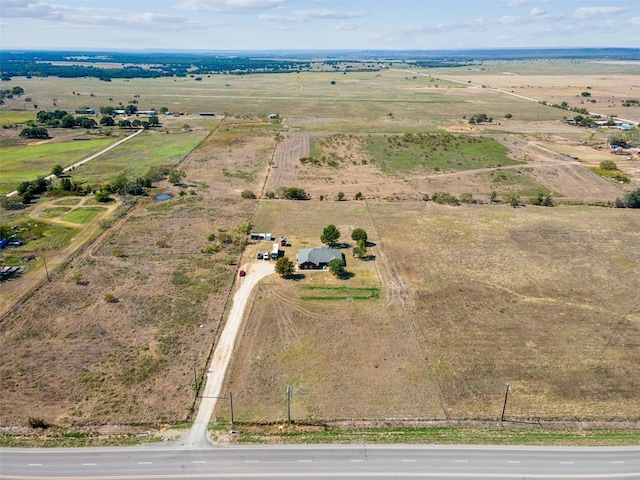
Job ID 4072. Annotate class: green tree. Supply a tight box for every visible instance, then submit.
[168,169,186,185]
[321,224,341,247]
[275,256,295,278]
[353,239,367,259]
[599,160,618,171]
[100,116,115,126]
[328,258,346,277]
[51,165,64,177]
[11,86,24,96]
[124,104,138,114]
[351,228,368,244]
[19,126,49,139]
[336,191,345,201]
[282,187,308,200]
[60,177,73,191]
[118,119,132,128]
[61,114,76,128]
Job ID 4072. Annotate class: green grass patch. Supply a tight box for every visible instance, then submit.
[222,168,256,182]
[69,129,205,187]
[0,138,114,194]
[60,207,106,224]
[300,285,380,301]
[229,424,640,446]
[589,167,631,183]
[484,168,552,197]
[364,133,521,174]
[40,207,72,218]
[53,198,82,206]
[0,432,162,448]
[0,110,36,127]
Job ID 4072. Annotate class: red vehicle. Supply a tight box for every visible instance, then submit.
[239,270,246,277]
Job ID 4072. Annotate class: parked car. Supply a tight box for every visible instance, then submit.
[264,251,270,260]
[239,270,246,277]
[257,252,263,260]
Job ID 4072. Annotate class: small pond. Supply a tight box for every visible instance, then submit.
[155,194,173,201]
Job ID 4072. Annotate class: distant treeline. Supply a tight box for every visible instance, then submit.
[1,48,638,81]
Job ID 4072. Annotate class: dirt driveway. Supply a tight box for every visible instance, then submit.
[184,261,274,446]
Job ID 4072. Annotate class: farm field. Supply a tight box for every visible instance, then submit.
[1,58,639,442]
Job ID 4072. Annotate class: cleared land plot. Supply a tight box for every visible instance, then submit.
[222,202,640,423]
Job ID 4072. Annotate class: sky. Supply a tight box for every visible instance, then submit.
[1,0,639,52]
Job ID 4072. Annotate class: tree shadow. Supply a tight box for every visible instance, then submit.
[286,273,306,281]
[337,271,355,280]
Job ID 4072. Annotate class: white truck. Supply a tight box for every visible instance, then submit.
[271,243,279,260]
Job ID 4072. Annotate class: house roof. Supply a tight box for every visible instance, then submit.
[297,247,343,265]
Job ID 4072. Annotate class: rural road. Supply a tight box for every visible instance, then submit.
[5,128,144,197]
[183,261,274,447]
[1,444,638,479]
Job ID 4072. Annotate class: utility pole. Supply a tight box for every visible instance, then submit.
[229,392,234,425]
[501,383,511,421]
[287,386,292,425]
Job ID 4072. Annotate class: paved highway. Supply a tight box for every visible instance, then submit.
[1,444,638,479]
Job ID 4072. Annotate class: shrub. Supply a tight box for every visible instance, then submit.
[103,293,118,303]
[599,160,618,171]
[459,193,474,204]
[432,192,460,206]
[282,187,308,200]
[241,189,256,199]
[28,417,50,429]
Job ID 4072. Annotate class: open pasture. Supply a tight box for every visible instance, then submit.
[0,138,114,194]
[224,201,640,423]
[1,59,639,438]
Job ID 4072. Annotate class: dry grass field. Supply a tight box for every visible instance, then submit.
[1,60,639,440]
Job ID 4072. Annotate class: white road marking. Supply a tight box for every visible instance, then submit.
[507,461,521,464]
[298,459,312,462]
[560,461,574,464]
[454,460,469,463]
[27,464,42,466]
[192,461,206,464]
[82,463,97,466]
[245,460,260,463]
[402,459,417,462]
[612,461,626,464]
[137,462,152,465]
[350,459,364,462]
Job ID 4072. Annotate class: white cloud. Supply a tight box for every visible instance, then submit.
[334,22,359,31]
[497,15,526,25]
[260,8,367,23]
[629,17,640,26]
[505,0,527,7]
[572,7,628,20]
[529,7,546,17]
[174,0,287,13]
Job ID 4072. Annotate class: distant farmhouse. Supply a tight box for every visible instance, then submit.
[297,247,344,270]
